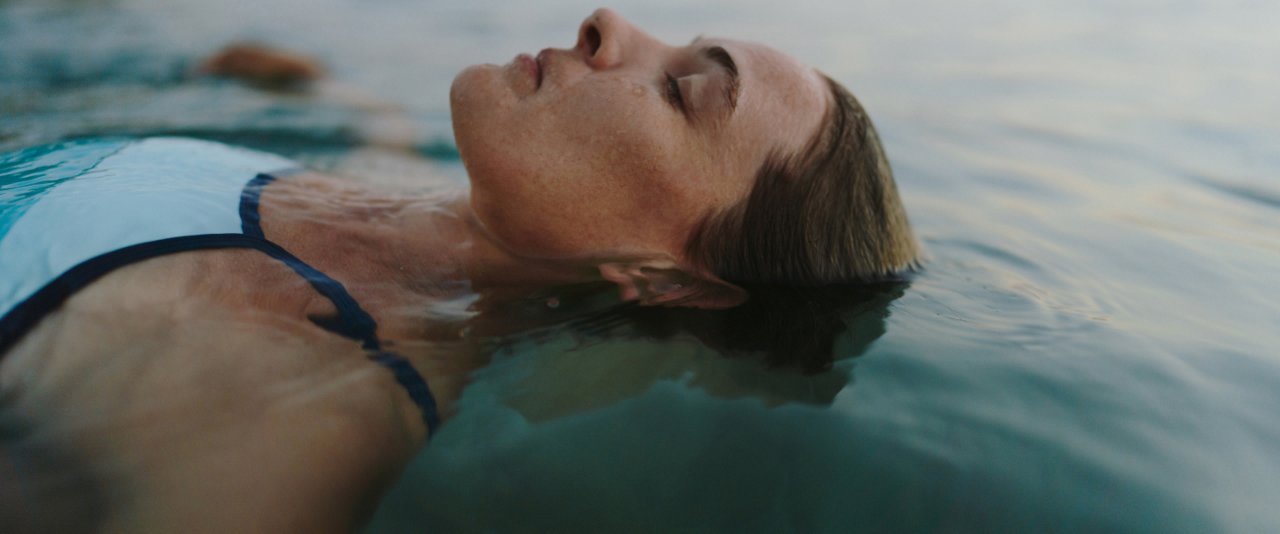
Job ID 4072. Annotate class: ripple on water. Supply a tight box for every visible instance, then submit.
[1193,173,1280,212]
[913,236,1114,348]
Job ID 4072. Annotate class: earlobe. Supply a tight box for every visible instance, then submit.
[598,260,748,310]
[598,262,646,302]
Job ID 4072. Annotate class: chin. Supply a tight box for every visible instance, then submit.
[450,66,517,174]
[448,64,490,116]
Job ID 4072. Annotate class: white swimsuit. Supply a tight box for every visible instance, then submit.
[0,137,439,434]
[0,137,294,313]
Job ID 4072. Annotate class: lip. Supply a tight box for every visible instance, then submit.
[514,53,542,90]
[535,48,553,87]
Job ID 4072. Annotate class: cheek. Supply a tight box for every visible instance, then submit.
[542,91,710,246]
[462,76,707,257]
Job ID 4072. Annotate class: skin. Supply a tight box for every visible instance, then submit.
[452,9,829,291]
[0,8,831,530]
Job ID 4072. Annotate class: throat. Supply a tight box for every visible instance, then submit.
[256,172,611,340]
[257,173,473,301]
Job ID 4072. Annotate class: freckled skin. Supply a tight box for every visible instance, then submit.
[0,10,840,529]
[451,8,830,264]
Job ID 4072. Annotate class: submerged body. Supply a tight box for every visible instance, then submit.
[0,7,918,531]
[0,138,486,529]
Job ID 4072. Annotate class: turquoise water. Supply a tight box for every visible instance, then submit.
[4,0,1280,531]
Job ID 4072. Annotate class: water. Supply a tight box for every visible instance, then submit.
[3,0,1280,531]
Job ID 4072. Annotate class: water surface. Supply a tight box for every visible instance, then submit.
[3,0,1279,531]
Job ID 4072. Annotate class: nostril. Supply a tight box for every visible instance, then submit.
[584,25,601,57]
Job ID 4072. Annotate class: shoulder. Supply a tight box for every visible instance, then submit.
[0,248,395,415]
[0,248,425,514]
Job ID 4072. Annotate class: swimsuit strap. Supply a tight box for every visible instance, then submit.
[0,171,441,438]
[240,172,441,436]
[0,234,290,355]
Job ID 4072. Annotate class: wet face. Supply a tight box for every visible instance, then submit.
[450,8,829,264]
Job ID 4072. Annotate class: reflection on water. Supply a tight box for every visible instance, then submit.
[3,0,1280,532]
[473,282,907,421]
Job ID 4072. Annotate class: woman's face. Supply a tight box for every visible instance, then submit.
[451,8,829,264]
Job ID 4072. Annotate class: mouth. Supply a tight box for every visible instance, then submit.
[514,52,543,90]
[535,49,552,88]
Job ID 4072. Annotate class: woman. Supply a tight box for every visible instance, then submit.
[0,8,917,531]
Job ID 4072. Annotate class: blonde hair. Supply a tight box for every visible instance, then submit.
[685,75,919,285]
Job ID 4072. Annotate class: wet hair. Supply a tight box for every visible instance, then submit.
[472,78,919,376]
[684,75,919,286]
[468,280,906,424]
[471,278,909,376]
[620,280,908,374]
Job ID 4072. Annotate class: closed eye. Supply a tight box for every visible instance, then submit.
[664,72,687,115]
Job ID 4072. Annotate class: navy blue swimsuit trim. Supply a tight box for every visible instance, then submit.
[241,173,439,434]
[0,171,440,436]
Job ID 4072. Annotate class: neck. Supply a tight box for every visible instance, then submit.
[261,173,622,421]
[454,202,603,292]
[270,173,605,304]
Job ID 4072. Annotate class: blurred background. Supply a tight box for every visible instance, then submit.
[3,0,1280,531]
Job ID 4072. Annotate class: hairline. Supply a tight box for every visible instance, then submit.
[683,73,841,280]
[683,73,918,285]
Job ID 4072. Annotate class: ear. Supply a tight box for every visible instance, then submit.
[598,260,748,310]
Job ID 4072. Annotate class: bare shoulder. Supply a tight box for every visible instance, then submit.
[0,248,424,530]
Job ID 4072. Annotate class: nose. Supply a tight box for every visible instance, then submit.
[576,8,631,69]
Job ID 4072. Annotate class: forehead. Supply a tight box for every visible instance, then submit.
[705,38,830,165]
